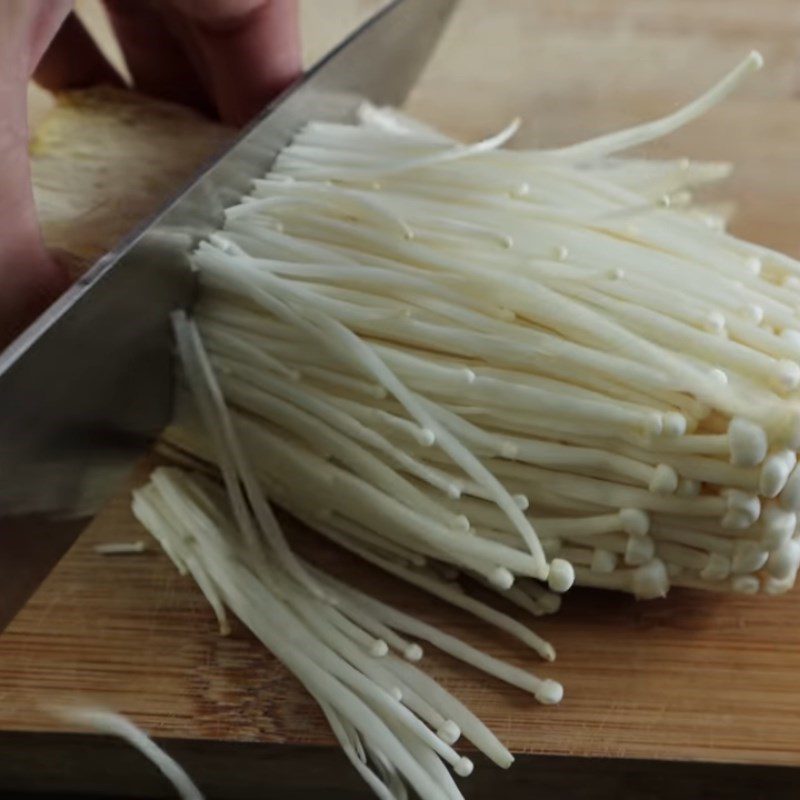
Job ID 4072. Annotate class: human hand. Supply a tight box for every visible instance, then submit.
[0,0,301,347]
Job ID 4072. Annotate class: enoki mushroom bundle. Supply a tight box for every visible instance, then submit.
[132,51,800,797]
[134,311,561,800]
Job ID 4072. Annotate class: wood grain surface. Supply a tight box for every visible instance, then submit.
[4,456,800,762]
[6,1,800,797]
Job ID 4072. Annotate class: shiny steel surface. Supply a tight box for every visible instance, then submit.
[0,0,458,629]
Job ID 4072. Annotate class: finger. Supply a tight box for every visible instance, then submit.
[0,1,71,346]
[167,0,302,125]
[0,236,69,347]
[21,0,73,69]
[33,12,123,92]
[102,0,214,114]
[0,79,68,346]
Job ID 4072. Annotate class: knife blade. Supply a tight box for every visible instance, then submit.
[0,0,458,629]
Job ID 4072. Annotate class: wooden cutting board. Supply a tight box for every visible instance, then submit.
[4,2,800,798]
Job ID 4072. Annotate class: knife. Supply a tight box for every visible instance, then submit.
[0,0,458,630]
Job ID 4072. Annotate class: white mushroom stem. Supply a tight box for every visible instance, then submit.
[314,521,557,661]
[93,541,147,555]
[571,560,670,599]
[540,51,763,160]
[51,708,204,800]
[134,467,526,797]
